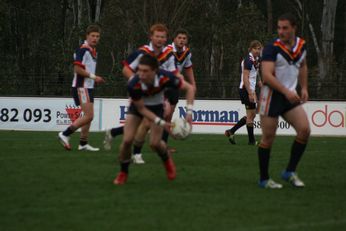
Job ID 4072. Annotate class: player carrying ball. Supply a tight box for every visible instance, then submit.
[113,54,195,185]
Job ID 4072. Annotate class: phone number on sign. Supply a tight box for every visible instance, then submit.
[0,108,52,123]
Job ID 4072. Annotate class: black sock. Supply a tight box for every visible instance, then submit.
[246,123,255,143]
[63,125,76,136]
[133,145,142,155]
[258,144,271,181]
[120,161,130,174]
[80,138,88,146]
[286,139,307,172]
[158,150,169,162]
[230,116,247,134]
[162,130,169,143]
[111,126,124,137]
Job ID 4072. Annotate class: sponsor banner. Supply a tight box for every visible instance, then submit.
[101,99,346,136]
[1,97,346,136]
[0,97,100,131]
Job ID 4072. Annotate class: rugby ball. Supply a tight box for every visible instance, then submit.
[171,118,191,140]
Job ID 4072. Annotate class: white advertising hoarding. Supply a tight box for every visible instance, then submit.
[0,97,101,131]
[1,97,346,136]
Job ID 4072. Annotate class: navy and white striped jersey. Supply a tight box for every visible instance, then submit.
[72,41,97,89]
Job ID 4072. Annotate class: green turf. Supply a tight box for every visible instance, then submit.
[0,131,345,231]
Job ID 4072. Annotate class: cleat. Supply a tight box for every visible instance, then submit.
[281,171,305,188]
[113,172,128,185]
[259,179,283,189]
[248,141,259,146]
[78,144,100,151]
[225,130,236,144]
[164,157,176,180]
[58,132,71,150]
[132,154,145,164]
[103,129,113,151]
[167,147,177,153]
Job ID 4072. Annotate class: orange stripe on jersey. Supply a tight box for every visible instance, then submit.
[139,47,155,56]
[157,49,173,61]
[73,61,86,69]
[159,76,170,85]
[80,44,97,58]
[274,39,305,60]
[174,48,190,62]
[133,83,141,90]
[274,41,294,60]
[292,39,305,58]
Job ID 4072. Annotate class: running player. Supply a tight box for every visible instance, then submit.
[257,13,310,189]
[162,29,196,149]
[113,54,195,185]
[103,24,179,164]
[225,40,262,145]
[58,24,105,151]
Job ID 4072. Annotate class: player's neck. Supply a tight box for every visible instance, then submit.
[282,37,296,50]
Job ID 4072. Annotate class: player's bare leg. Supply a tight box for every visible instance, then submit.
[132,118,151,164]
[163,102,177,152]
[257,116,282,188]
[58,102,94,150]
[150,122,176,180]
[281,105,310,187]
[246,109,257,145]
[114,114,142,185]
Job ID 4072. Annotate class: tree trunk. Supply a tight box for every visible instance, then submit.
[94,0,101,22]
[319,0,338,80]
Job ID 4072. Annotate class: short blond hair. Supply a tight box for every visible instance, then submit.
[248,40,262,52]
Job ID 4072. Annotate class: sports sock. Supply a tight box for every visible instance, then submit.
[246,123,255,143]
[158,150,169,162]
[162,130,169,143]
[133,145,142,155]
[79,138,88,146]
[286,138,307,172]
[230,116,247,134]
[111,126,124,137]
[120,160,130,174]
[258,144,271,181]
[63,125,77,136]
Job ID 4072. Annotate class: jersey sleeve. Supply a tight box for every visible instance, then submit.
[73,48,89,68]
[164,71,183,89]
[166,55,179,74]
[261,44,277,62]
[243,57,253,70]
[127,77,143,101]
[184,53,193,69]
[122,50,143,73]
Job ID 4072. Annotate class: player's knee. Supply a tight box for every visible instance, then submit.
[84,113,94,122]
[149,141,160,151]
[122,138,133,147]
[298,125,311,139]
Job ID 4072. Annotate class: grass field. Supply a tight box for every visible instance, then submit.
[0,131,345,231]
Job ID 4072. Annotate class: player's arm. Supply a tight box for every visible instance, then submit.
[122,65,135,79]
[298,58,308,102]
[132,99,170,130]
[74,65,105,83]
[261,61,300,104]
[243,68,255,103]
[184,67,197,93]
[179,80,195,124]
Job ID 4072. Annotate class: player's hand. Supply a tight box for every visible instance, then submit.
[164,122,172,133]
[95,76,105,84]
[185,114,193,125]
[300,88,309,103]
[285,90,300,104]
